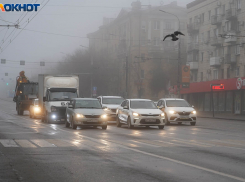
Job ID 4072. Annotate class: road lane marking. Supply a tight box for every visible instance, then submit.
[46,139,74,147]
[130,140,160,147]
[137,140,172,147]
[31,139,56,147]
[171,139,211,147]
[77,134,245,182]
[0,139,19,147]
[15,140,37,148]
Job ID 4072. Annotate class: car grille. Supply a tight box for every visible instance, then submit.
[83,121,102,125]
[111,109,117,113]
[84,115,101,118]
[55,107,66,118]
[140,119,160,124]
[141,114,159,117]
[178,112,190,116]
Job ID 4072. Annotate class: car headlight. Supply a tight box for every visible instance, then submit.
[169,110,176,114]
[191,110,197,114]
[133,112,139,116]
[103,108,111,111]
[51,106,57,112]
[101,114,107,119]
[76,114,84,118]
[161,113,165,117]
[34,107,41,112]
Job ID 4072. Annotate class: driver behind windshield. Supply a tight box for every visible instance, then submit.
[75,100,102,109]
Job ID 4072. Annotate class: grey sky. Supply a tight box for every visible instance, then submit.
[0,0,192,80]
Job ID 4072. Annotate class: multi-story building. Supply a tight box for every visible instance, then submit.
[88,1,187,100]
[183,0,245,115]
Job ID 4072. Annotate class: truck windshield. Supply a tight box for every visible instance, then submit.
[75,100,102,109]
[23,84,38,95]
[102,98,124,105]
[50,92,77,101]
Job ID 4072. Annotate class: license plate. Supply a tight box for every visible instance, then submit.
[89,120,98,122]
[180,116,189,119]
[145,119,156,122]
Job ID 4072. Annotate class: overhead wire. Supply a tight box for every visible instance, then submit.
[0,0,50,54]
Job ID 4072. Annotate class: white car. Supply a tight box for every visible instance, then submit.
[157,98,197,125]
[97,96,124,121]
[116,99,165,129]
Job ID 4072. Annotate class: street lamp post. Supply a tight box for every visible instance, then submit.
[159,10,181,98]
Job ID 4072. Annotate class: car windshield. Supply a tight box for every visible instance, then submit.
[50,91,77,101]
[34,100,39,106]
[130,101,157,109]
[166,100,191,107]
[75,100,102,109]
[102,98,124,105]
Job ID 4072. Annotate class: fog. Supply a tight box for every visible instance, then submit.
[0,0,191,98]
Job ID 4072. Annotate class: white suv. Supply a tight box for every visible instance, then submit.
[97,96,124,121]
[157,98,197,125]
[116,99,165,129]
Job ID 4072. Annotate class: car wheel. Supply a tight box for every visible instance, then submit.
[178,122,182,125]
[93,126,97,129]
[19,109,24,116]
[71,117,77,130]
[116,116,121,127]
[191,122,196,126]
[29,111,32,118]
[127,117,134,129]
[46,112,50,124]
[102,125,107,130]
[165,113,170,125]
[158,126,164,129]
[146,126,150,128]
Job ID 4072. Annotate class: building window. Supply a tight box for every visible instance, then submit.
[201,33,204,43]
[153,37,159,46]
[154,21,160,30]
[165,22,172,30]
[235,67,240,77]
[237,0,241,9]
[208,11,211,20]
[227,68,230,78]
[192,71,197,82]
[200,72,203,81]
[201,13,204,23]
[222,5,225,15]
[219,92,225,111]
[207,30,210,39]
[235,45,240,55]
[201,52,204,62]
[221,69,224,79]
[213,69,219,80]
[141,53,145,61]
[140,70,144,79]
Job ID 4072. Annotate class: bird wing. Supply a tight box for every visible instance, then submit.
[163,34,172,41]
[174,31,185,36]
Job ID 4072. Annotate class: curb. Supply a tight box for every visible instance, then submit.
[199,116,245,122]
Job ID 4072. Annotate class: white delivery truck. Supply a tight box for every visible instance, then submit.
[38,75,79,123]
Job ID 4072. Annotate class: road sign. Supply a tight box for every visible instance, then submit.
[92,87,97,96]
[40,61,45,66]
[1,59,6,64]
[182,82,190,88]
[20,60,25,65]
[182,66,190,87]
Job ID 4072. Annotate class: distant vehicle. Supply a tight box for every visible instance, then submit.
[38,75,79,123]
[29,99,42,119]
[97,96,124,122]
[66,98,108,130]
[116,99,165,129]
[156,98,197,125]
[13,71,38,115]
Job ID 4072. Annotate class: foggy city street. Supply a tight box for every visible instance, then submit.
[0,0,245,182]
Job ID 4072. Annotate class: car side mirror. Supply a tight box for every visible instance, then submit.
[43,97,46,102]
[123,106,129,110]
[68,104,73,108]
[159,105,165,109]
[102,106,107,109]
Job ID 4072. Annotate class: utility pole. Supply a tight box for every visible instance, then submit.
[125,56,128,99]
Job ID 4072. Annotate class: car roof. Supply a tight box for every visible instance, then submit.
[128,99,152,101]
[100,96,123,98]
[159,98,184,101]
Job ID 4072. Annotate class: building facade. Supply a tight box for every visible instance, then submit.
[184,0,245,114]
[88,1,187,100]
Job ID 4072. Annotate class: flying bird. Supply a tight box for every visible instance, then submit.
[174,31,185,36]
[163,34,179,41]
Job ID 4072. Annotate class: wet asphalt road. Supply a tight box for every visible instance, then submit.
[0,98,245,182]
